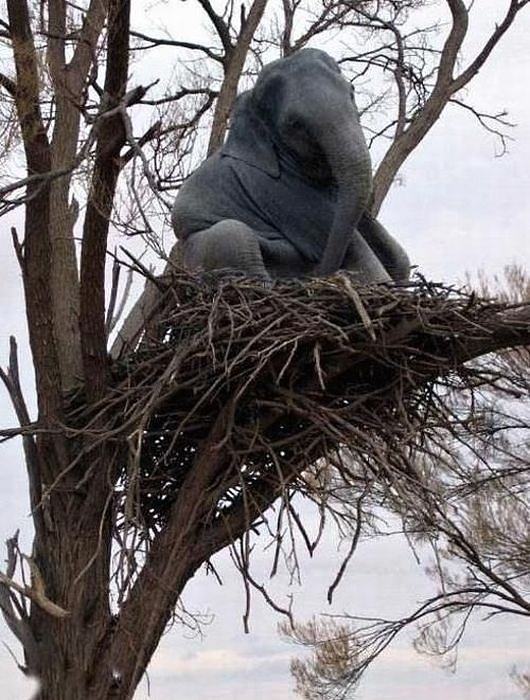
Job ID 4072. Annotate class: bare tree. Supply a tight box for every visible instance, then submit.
[281,617,362,699]
[0,2,528,699]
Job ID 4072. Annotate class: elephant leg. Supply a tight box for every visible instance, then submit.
[358,214,410,282]
[181,220,270,280]
[342,230,392,284]
[257,235,313,278]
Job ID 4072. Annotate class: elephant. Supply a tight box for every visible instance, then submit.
[172,48,410,284]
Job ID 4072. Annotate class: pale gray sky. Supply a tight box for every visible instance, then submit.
[0,1,529,698]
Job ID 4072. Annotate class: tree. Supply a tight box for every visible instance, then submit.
[0,1,528,699]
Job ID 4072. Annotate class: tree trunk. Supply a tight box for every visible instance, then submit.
[29,454,113,699]
[6,2,127,696]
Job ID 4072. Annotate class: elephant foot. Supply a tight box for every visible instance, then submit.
[338,269,391,286]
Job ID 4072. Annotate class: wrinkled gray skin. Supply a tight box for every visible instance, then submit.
[172,48,410,283]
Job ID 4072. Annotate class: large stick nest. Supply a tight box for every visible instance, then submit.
[68,271,529,538]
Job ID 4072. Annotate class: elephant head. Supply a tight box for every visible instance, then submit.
[223,48,373,275]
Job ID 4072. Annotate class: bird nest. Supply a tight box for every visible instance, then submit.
[67,271,528,539]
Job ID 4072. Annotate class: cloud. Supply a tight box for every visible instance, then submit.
[149,646,291,678]
[374,644,530,669]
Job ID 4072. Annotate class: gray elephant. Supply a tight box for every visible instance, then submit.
[172,48,409,283]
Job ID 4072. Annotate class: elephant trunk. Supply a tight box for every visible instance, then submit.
[317,124,372,275]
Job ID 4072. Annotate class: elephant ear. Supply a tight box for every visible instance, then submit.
[222,91,280,179]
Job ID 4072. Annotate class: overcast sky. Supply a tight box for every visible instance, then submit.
[0,1,529,699]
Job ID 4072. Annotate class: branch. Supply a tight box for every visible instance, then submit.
[371,0,527,213]
[105,259,134,337]
[452,303,530,364]
[7,0,50,170]
[0,71,16,96]
[436,0,468,89]
[451,0,529,92]
[0,534,38,671]
[130,29,223,62]
[207,0,269,153]
[449,97,514,155]
[139,86,217,107]
[291,1,353,53]
[46,1,109,391]
[80,0,131,401]
[197,0,233,54]
[47,0,67,85]
[0,564,69,619]
[69,0,109,88]
[6,0,65,423]
[0,98,134,210]
[0,337,43,531]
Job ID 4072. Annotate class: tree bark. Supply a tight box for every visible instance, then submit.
[46,0,109,391]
